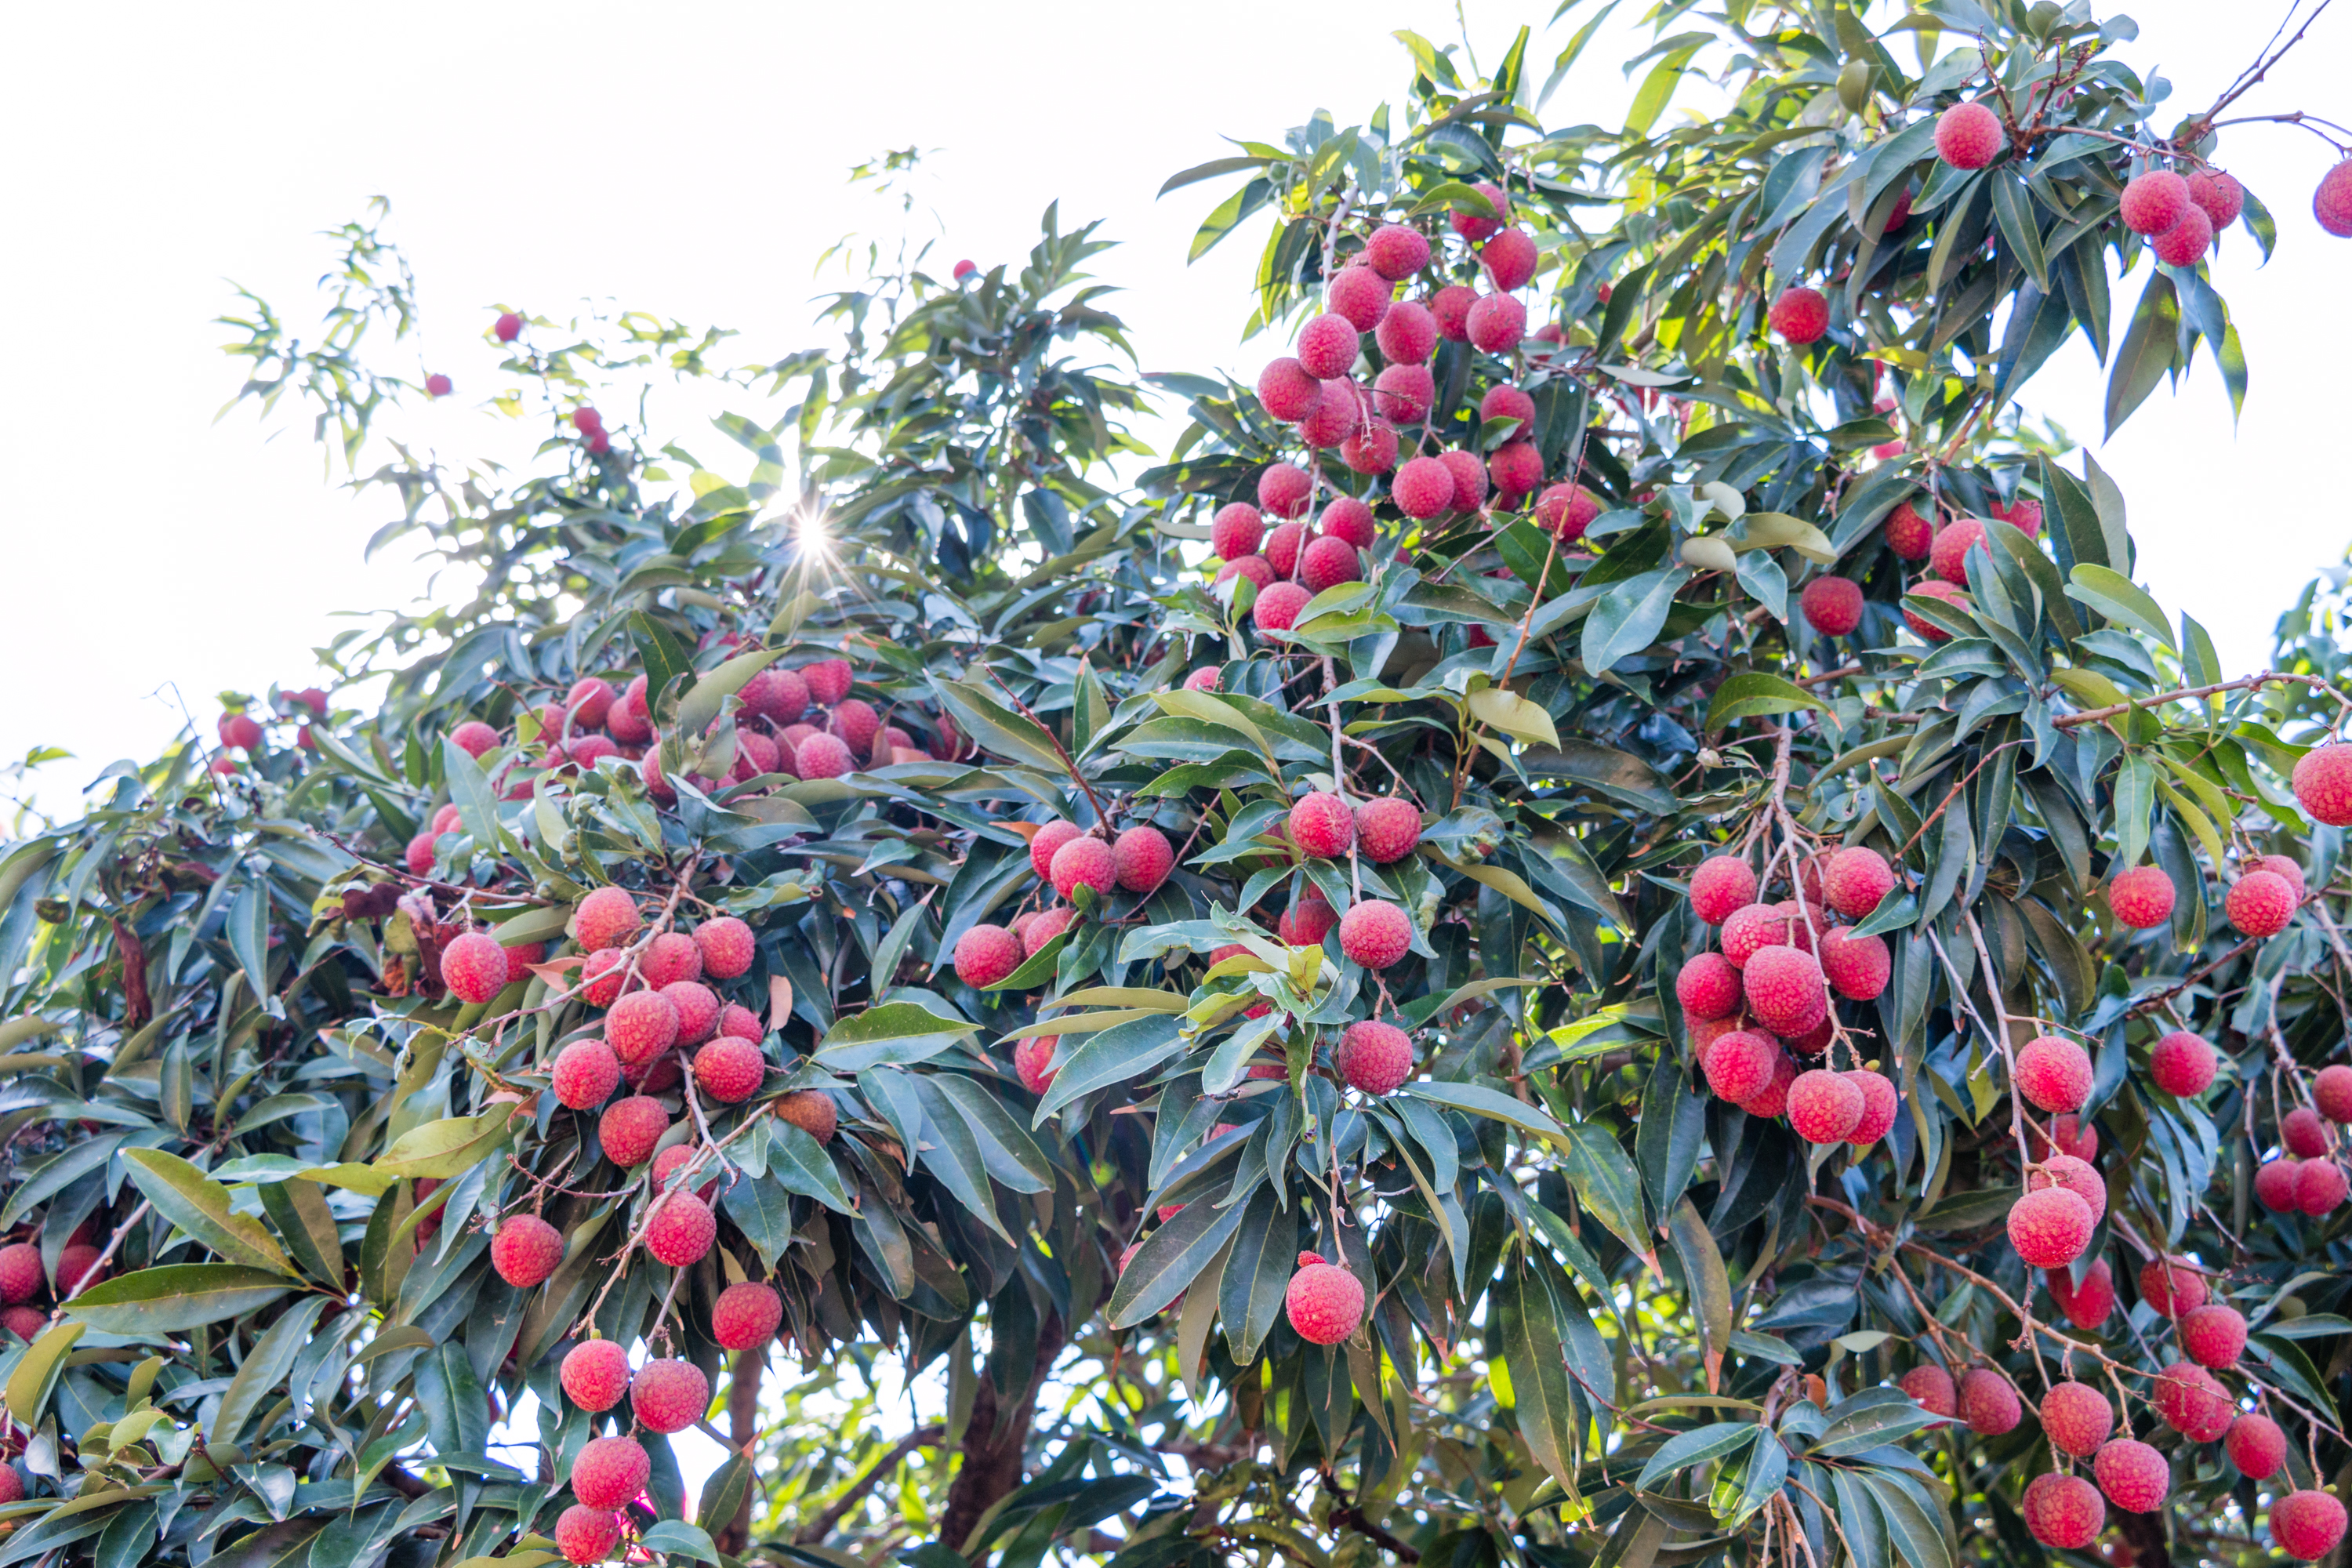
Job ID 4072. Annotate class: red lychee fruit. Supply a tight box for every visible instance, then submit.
[1450,180,1509,241]
[1675,953,1743,1022]
[1280,888,1338,947]
[1819,927,1890,1001]
[713,1280,783,1352]
[1536,483,1602,542]
[491,1216,564,1287]
[2152,1360,2233,1440]
[2048,1256,2115,1327]
[776,1090,837,1144]
[1990,495,2043,537]
[1327,265,1393,331]
[1799,575,1864,637]
[1319,496,1376,549]
[795,732,855,779]
[693,1036,765,1103]
[1788,1069,1864,1143]
[450,720,499,757]
[1743,946,1828,1037]
[1768,287,1829,344]
[1289,793,1355,858]
[1299,535,1363,593]
[1690,856,1758,925]
[952,259,977,280]
[1,1307,44,1341]
[2293,743,2352,825]
[1487,442,1544,499]
[1885,499,1933,559]
[1026,820,1081,882]
[1051,836,1117,902]
[1902,579,1969,641]
[2153,205,2213,265]
[568,735,619,771]
[2149,1030,2216,1097]
[572,1434,650,1508]
[1481,227,1537,291]
[441,931,510,1006]
[1702,1030,1777,1102]
[2094,1439,2169,1512]
[1014,1035,1058,1095]
[954,924,1024,989]
[1479,384,1536,429]
[0,1245,38,1306]
[1254,582,1312,631]
[1212,503,1265,560]
[630,1356,710,1435]
[2298,1159,2349,1215]
[494,311,524,343]
[426,372,454,398]
[560,1337,631,1413]
[1391,456,1456,519]
[1264,520,1307,575]
[1296,313,1363,380]
[693,916,754,981]
[1300,382,1362,448]
[2286,1105,2330,1157]
[742,666,810,724]
[576,887,643,953]
[1374,299,1437,365]
[1364,223,1432,280]
[2226,1411,2286,1478]
[641,931,702,988]
[1935,100,2005,169]
[555,1505,622,1566]
[1436,449,1488,513]
[1899,1363,1955,1417]
[1112,826,1174,893]
[1285,1252,1365,1344]
[1740,1050,1798,1118]
[1257,358,1323,423]
[717,1003,761,1041]
[2274,1491,2349,1561]
[1184,666,1223,691]
[1822,848,1895,918]
[2007,1186,2094,1268]
[2121,170,2194,236]
[645,1190,716,1267]
[1465,292,1527,354]
[1338,1021,1414,1095]
[2182,1303,2246,1368]
[1340,423,1394,474]
[2256,1157,2305,1211]
[2108,864,2176,928]
[1845,1070,1898,1147]
[2316,160,2352,237]
[1958,1368,2021,1434]
[1929,517,1988,585]
[829,699,881,760]
[1024,908,1073,956]
[2042,1380,2114,1458]
[1339,901,1413,970]
[2024,1472,2106,1549]
[2317,1064,2352,1122]
[801,659,854,706]
[1373,362,1436,423]
[606,991,681,1066]
[598,1097,668,1168]
[552,1040,622,1110]
[2227,869,2296,937]
[2254,853,2308,900]
[1353,798,1421,863]
[2029,1153,2107,1223]
[2017,1036,2092,1112]
[1720,902,1801,967]
[2141,1256,2209,1316]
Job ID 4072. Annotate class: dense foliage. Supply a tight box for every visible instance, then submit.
[4,6,2352,1568]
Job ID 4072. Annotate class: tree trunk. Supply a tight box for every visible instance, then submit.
[939,1312,1064,1555]
[712,1345,765,1557]
[2115,1504,2171,1568]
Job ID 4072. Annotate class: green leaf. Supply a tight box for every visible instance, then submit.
[67,1265,294,1334]
[122,1149,292,1276]
[811,1004,978,1072]
[2063,564,2175,652]
[929,676,1069,775]
[1495,1257,1577,1491]
[373,1112,511,1182]
[1033,1014,1187,1123]
[638,1522,721,1565]
[1404,1080,1566,1145]
[2103,269,2180,438]
[210,1297,328,1446]
[4,1321,82,1425]
[1582,568,1690,676]
[1559,1123,1658,1272]
[1107,1190,1251,1328]
[1468,686,1560,748]
[1706,671,1828,730]
[677,647,785,741]
[1667,1196,1733,1391]
[1635,1421,1755,1489]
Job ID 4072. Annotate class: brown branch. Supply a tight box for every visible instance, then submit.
[112,920,151,1029]
[793,1422,945,1544]
[2051,670,2352,729]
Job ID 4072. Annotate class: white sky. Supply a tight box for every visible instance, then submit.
[4,2,2347,815]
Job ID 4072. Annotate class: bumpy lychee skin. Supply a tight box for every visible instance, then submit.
[1296,312,1363,380]
[1481,227,1538,290]
[2153,1361,2234,1440]
[662,982,719,1047]
[2153,206,2213,265]
[1364,223,1432,280]
[1465,292,1527,354]
[552,1040,622,1110]
[1821,848,1895,918]
[2095,1439,2170,1512]
[1742,946,1827,1036]
[645,1190,716,1267]
[1319,496,1376,550]
[639,931,700,989]
[954,924,1025,989]
[1900,1363,1956,1417]
[1047,836,1116,904]
[2181,1302,2247,1369]
[2147,1030,2216,1098]
[1929,517,1988,585]
[2141,1257,2209,1317]
[1112,826,1175,894]
[693,1036,766,1103]
[1374,362,1436,423]
[1391,456,1456,519]
[2226,1411,2287,1478]
[1958,1368,2022,1434]
[1280,889,1338,947]
[1027,820,1081,883]
[1257,358,1323,422]
[1740,1050,1798,1117]
[1286,1253,1366,1344]
[2318,160,2352,238]
[1936,100,2005,169]
[1768,286,1830,344]
[439,931,509,1006]
[1014,1035,1058,1095]
[2025,1473,2107,1549]
[0,1244,39,1306]
[2017,1036,2093,1112]
[2256,1157,2306,1211]
[713,1280,784,1352]
[1339,901,1414,970]
[1289,793,1356,858]
[2256,854,2308,900]
[1819,927,1891,1001]
[795,731,855,779]
[1702,1030,1777,1102]
[605,991,681,1067]
[2274,1490,2350,1561]
[576,886,643,953]
[1902,579,1970,641]
[1327,264,1393,330]
[1374,300,1438,367]
[1,1307,45,1341]
[2227,869,2296,937]
[1675,953,1743,1022]
[2030,1153,2107,1223]
[1721,902,1798,966]
[1351,797,1420,865]
[1845,1070,1899,1147]
[1486,441,1544,499]
[2298,1158,2350,1216]
[572,1434,651,1509]
[1536,483,1602,541]
[1799,575,1864,636]
[491,1216,564,1288]
[2049,1257,2117,1328]
[1024,908,1074,956]
[1788,1069,1864,1143]
[1689,856,1758,924]
[1254,581,1312,632]
[2008,1186,2095,1268]
[801,657,854,706]
[630,1356,710,1436]
[556,1505,623,1566]
[2121,170,2194,236]
[2286,1105,2330,1157]
[450,719,499,757]
[2107,864,2176,929]
[776,1089,838,1144]
[560,1338,631,1413]
[1334,1020,1413,1095]
[1885,499,1934,559]
[599,1097,669,1168]
[1259,462,1313,520]
[2042,1381,2114,1458]
[2318,1064,2352,1123]
[2292,743,2352,825]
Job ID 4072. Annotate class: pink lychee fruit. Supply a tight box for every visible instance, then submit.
[1690,856,1758,924]
[1935,100,2005,169]
[491,1216,564,1287]
[1285,1252,1365,1344]
[556,1506,622,1565]
[630,1356,710,1435]
[1354,797,1421,863]
[576,886,644,952]
[713,1280,784,1351]
[2017,1036,2092,1112]
[1014,1035,1058,1096]
[1800,575,1864,636]
[1050,836,1117,902]
[1675,953,1742,1022]
[954,924,1024,989]
[441,931,510,1006]
[1741,946,1828,1037]
[2094,1439,2169,1512]
[1391,456,1456,519]
[2109,864,2177,928]
[1899,1363,1955,1417]
[2048,1257,2116,1328]
[1337,1021,1414,1095]
[2141,1256,2209,1317]
[645,1190,716,1267]
[1339,901,1413,970]
[605,991,681,1067]
[598,1097,668,1168]
[551,1040,622,1110]
[2024,1472,2106,1549]
[2286,1104,2330,1157]
[2226,1411,2286,1478]
[1819,927,1890,1001]
[1254,582,1312,633]
[795,732,855,779]
[2292,743,2352,825]
[0,1245,38,1306]
[1823,848,1896,918]
[2029,1153,2106,1223]
[1320,496,1376,549]
[641,931,702,987]
[2042,1380,2114,1458]
[1298,535,1363,593]
[1258,358,1323,422]
[2182,1303,2246,1369]
[2152,1360,2233,1440]
[2274,1491,2349,1561]
[693,1036,765,1103]
[2120,170,2194,236]
[1788,1069,1864,1143]
[2227,869,2296,937]
[2006,1186,2093,1269]
[1845,1070,1898,1148]
[1113,826,1174,893]
[1028,820,1081,881]
[2318,1064,2352,1123]
[2297,1158,2349,1216]
[560,1337,631,1413]
[572,1434,651,1509]
[2256,1157,2304,1211]
[1768,286,1829,344]
[1364,223,1432,280]
[1289,793,1355,858]
[1213,503,1265,560]
[2149,1030,2216,1097]
[1702,1030,1777,1102]
[1958,1368,2021,1433]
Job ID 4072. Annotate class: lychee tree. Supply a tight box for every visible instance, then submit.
[7,6,2352,1568]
